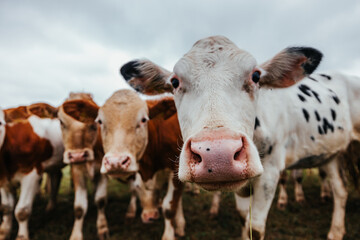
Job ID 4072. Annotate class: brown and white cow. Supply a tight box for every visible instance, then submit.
[57,93,110,240]
[120,35,360,240]
[0,103,64,240]
[98,90,184,240]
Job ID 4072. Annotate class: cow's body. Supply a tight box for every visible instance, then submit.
[98,90,184,240]
[120,36,360,240]
[0,104,64,240]
[58,93,109,240]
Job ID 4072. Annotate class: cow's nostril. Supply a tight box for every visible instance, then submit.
[193,153,202,163]
[68,152,73,159]
[234,149,242,160]
[122,157,130,165]
[83,151,89,158]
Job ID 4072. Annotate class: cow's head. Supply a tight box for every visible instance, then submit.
[58,95,100,166]
[0,108,5,148]
[121,36,322,191]
[98,89,148,179]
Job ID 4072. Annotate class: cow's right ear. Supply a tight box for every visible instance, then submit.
[259,47,323,88]
[148,98,177,120]
[120,60,174,95]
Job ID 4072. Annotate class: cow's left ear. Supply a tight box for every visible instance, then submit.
[120,60,174,95]
[148,98,177,120]
[259,47,323,88]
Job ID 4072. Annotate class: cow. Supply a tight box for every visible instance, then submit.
[0,103,64,240]
[57,93,111,240]
[277,168,332,210]
[120,35,360,240]
[97,90,184,240]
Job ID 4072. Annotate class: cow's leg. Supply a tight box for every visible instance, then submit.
[319,167,332,201]
[46,169,63,212]
[126,178,137,219]
[94,174,109,240]
[174,194,185,237]
[15,169,41,240]
[322,159,347,240]
[209,191,221,218]
[0,187,15,240]
[161,172,184,240]
[70,166,88,240]
[234,193,250,235]
[277,170,288,210]
[293,169,305,204]
[241,161,281,240]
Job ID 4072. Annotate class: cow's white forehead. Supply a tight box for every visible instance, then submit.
[174,36,257,83]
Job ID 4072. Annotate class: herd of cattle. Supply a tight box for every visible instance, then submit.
[0,35,360,240]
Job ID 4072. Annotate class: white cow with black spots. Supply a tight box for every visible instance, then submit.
[120,35,360,240]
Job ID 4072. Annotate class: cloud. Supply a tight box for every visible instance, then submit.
[0,0,359,107]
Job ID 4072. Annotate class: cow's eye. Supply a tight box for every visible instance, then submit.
[97,119,102,125]
[171,78,180,89]
[141,117,147,123]
[252,71,261,83]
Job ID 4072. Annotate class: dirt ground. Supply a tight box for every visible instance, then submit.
[4,167,360,240]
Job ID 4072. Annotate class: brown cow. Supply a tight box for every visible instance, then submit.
[98,90,184,240]
[57,93,110,240]
[0,103,64,240]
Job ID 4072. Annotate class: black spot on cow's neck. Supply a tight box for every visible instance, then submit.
[318,126,324,135]
[299,84,311,97]
[338,126,344,131]
[330,109,336,121]
[320,74,332,80]
[298,94,306,102]
[310,136,315,141]
[255,117,260,130]
[332,95,340,105]
[268,145,273,155]
[302,109,310,122]
[322,118,334,134]
[314,111,321,121]
[311,90,321,103]
[308,76,318,82]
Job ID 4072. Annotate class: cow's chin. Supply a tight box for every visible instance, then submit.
[195,179,248,192]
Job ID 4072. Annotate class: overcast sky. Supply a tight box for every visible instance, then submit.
[1,0,360,108]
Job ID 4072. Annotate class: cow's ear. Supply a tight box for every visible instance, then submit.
[63,100,99,123]
[120,60,174,95]
[259,47,323,88]
[148,98,177,120]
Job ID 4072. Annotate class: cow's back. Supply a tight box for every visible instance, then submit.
[255,73,354,169]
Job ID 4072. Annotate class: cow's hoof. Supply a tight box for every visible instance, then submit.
[15,236,28,240]
[98,229,110,240]
[277,203,286,211]
[125,211,136,219]
[45,201,56,213]
[296,199,305,205]
[69,233,83,240]
[322,196,332,202]
[327,227,345,240]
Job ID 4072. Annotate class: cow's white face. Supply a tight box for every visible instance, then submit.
[172,38,263,190]
[0,108,5,148]
[121,35,322,191]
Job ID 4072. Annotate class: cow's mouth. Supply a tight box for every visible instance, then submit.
[196,179,248,191]
[107,171,137,181]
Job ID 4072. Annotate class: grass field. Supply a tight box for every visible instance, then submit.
[5,166,360,240]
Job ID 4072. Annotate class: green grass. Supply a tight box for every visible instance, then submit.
[5,167,360,239]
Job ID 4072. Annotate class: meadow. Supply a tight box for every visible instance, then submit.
[5,167,360,240]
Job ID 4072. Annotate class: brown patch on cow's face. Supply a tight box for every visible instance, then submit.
[99,90,149,164]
